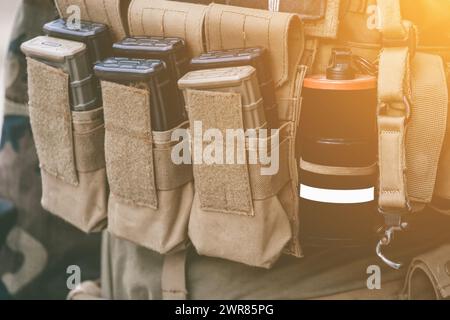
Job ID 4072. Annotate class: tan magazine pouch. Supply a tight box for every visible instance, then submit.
[27,58,108,232]
[128,0,207,57]
[186,89,292,268]
[102,81,194,254]
[203,3,304,258]
[55,0,130,41]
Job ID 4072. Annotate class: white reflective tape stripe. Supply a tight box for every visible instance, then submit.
[299,184,375,204]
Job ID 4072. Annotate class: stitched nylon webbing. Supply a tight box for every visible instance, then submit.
[377,0,411,211]
[162,250,188,300]
[377,0,407,40]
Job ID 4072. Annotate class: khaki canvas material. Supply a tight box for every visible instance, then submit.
[434,66,450,207]
[309,1,449,211]
[377,0,449,211]
[378,115,408,209]
[221,0,340,39]
[376,0,412,212]
[406,53,448,204]
[27,58,78,186]
[313,0,450,75]
[303,0,340,39]
[205,3,304,103]
[102,82,158,209]
[55,0,130,41]
[101,217,450,300]
[203,4,305,258]
[184,89,292,268]
[128,0,207,57]
[403,244,450,300]
[213,0,327,19]
[101,81,194,254]
[27,58,108,233]
[188,91,253,216]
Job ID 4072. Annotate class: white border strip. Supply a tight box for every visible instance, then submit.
[300,184,375,204]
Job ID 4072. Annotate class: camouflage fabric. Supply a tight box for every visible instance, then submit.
[0,0,101,300]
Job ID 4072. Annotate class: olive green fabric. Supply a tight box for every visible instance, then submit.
[101,210,450,300]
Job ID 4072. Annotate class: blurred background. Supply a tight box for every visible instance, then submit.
[0,1,21,131]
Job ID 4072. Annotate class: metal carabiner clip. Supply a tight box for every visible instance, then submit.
[376,222,408,270]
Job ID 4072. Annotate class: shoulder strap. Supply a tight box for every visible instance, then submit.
[375,0,415,270]
[377,0,415,213]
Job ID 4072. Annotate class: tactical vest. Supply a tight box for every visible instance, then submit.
[22,0,450,299]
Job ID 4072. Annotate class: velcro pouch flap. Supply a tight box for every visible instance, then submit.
[102,81,158,209]
[205,3,303,90]
[55,0,129,41]
[187,89,254,215]
[223,0,339,38]
[223,0,326,19]
[27,58,78,186]
[128,0,207,57]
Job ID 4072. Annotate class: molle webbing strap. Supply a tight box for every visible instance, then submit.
[72,107,106,173]
[377,0,407,41]
[162,250,188,300]
[376,0,411,211]
[152,123,194,192]
[205,3,304,90]
[406,53,448,204]
[55,0,129,41]
[303,0,341,39]
[378,114,408,209]
[300,38,319,75]
[128,0,208,57]
[204,3,304,129]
